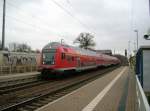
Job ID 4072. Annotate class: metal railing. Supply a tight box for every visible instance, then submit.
[136,75,150,111]
[0,65,37,75]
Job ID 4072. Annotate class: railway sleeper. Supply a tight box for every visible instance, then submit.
[24,105,38,110]
[37,100,49,104]
[31,103,43,107]
[18,108,33,111]
[17,107,30,111]
[54,93,66,97]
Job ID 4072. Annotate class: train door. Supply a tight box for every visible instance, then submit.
[76,57,81,68]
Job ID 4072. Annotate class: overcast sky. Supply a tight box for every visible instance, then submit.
[0,0,150,54]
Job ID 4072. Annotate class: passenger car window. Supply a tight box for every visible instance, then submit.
[61,53,66,60]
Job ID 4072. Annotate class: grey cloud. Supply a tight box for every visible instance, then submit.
[0,0,149,54]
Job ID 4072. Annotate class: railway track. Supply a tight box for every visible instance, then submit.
[0,73,40,88]
[0,80,49,95]
[0,66,119,111]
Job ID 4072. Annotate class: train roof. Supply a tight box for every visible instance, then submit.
[43,42,70,49]
[43,42,118,59]
[43,42,98,56]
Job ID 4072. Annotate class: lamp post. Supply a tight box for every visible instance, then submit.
[128,41,131,57]
[128,41,136,55]
[61,39,64,44]
[1,0,6,50]
[134,29,139,50]
[144,34,150,40]
[143,28,150,40]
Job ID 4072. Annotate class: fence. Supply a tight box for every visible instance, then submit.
[136,75,150,111]
[0,65,37,75]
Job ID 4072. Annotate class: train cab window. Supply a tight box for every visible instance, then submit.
[61,53,66,60]
[42,49,56,65]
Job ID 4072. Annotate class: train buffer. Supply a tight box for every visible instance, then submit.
[36,66,150,111]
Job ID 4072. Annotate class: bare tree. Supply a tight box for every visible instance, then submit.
[35,49,41,53]
[9,42,18,51]
[17,43,31,52]
[9,42,32,52]
[74,32,96,49]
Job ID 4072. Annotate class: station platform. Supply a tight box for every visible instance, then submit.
[0,72,40,82]
[36,66,136,111]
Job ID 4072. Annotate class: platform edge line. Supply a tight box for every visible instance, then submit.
[35,67,124,111]
[82,67,127,111]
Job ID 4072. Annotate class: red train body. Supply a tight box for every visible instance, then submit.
[38,42,120,76]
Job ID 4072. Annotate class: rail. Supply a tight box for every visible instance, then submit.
[0,66,118,111]
[0,65,37,75]
[136,75,150,111]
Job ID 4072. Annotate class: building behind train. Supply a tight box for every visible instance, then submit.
[0,51,41,74]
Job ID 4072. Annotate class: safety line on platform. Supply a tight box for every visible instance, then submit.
[117,69,129,111]
[36,67,123,111]
[82,67,127,111]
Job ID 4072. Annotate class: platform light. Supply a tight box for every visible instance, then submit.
[144,34,150,40]
[134,29,139,50]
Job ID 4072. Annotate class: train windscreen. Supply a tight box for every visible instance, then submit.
[42,49,56,65]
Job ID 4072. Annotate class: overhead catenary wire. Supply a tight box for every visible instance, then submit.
[1,0,64,38]
[149,0,150,15]
[4,11,57,37]
[5,15,54,38]
[64,0,96,36]
[7,0,95,34]
[8,0,94,34]
[6,0,95,38]
[6,1,57,33]
[3,0,96,40]
[50,0,95,33]
[65,0,75,11]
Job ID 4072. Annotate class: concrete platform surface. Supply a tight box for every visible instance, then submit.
[36,66,135,111]
[0,72,40,82]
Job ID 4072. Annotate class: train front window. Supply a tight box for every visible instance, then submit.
[43,49,56,65]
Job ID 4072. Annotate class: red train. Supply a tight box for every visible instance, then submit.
[38,42,120,77]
